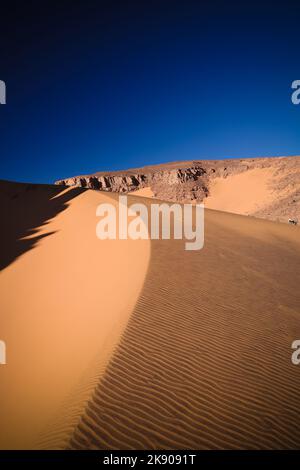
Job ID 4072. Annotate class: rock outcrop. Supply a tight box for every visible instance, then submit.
[56,173,147,193]
[55,156,300,222]
[55,160,231,202]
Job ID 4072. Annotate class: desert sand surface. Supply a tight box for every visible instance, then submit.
[132,187,154,198]
[1,180,300,449]
[68,203,300,449]
[204,167,276,215]
[0,181,150,449]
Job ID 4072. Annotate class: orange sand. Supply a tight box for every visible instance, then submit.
[204,168,276,215]
[1,180,300,450]
[132,187,154,198]
[0,182,150,449]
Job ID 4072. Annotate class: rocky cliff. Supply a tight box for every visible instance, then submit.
[55,158,259,202]
[55,156,300,222]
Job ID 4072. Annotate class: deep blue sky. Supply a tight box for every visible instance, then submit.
[0,0,300,183]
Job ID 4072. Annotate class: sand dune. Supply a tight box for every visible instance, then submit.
[204,168,276,215]
[1,180,300,449]
[0,181,150,449]
[69,206,300,450]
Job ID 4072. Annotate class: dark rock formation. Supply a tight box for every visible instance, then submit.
[55,164,212,203]
[55,156,300,212]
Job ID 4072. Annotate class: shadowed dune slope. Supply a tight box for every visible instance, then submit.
[0,180,85,270]
[69,207,300,450]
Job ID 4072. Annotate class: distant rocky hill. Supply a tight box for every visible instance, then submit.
[55,156,300,223]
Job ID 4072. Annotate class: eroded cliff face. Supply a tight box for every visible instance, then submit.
[55,156,300,222]
[56,173,147,193]
[56,167,213,202]
[55,159,246,203]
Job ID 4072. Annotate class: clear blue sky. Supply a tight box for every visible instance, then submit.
[0,0,300,183]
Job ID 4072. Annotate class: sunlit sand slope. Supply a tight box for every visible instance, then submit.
[69,206,300,450]
[204,159,300,222]
[0,181,150,449]
[204,168,275,214]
